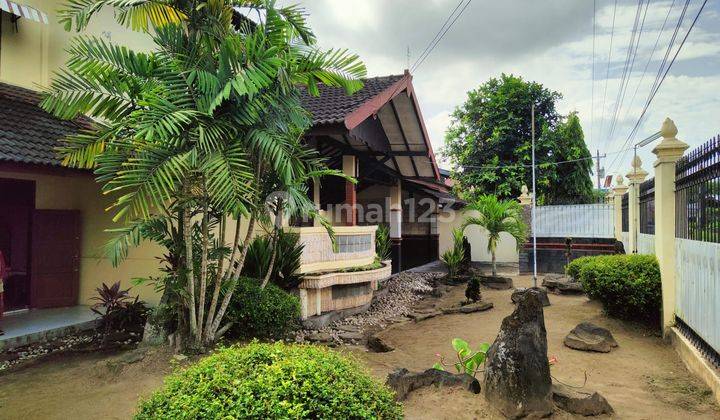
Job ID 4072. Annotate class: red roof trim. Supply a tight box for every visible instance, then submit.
[343,70,441,181]
[344,74,411,131]
[406,79,441,181]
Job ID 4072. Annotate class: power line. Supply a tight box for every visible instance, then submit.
[590,0,597,146]
[410,0,465,72]
[608,0,700,173]
[461,145,634,170]
[618,0,677,144]
[606,0,649,144]
[598,0,619,145]
[411,0,473,73]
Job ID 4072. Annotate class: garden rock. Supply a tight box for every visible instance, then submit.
[479,275,513,290]
[385,368,480,401]
[338,331,365,342]
[484,292,554,419]
[542,274,584,295]
[511,287,550,307]
[441,301,493,314]
[552,383,614,416]
[409,311,442,322]
[367,335,394,353]
[306,332,333,343]
[564,322,618,353]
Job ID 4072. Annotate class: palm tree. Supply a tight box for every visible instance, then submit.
[462,195,527,277]
[42,0,366,350]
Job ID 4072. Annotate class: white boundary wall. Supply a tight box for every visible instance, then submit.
[637,233,655,255]
[437,209,518,263]
[535,204,614,238]
[675,238,720,355]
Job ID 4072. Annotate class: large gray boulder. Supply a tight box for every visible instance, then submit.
[564,322,618,353]
[479,275,514,290]
[484,292,554,419]
[511,287,550,307]
[542,274,584,295]
[385,368,481,401]
[552,383,614,416]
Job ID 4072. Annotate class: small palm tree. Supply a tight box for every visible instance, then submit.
[462,195,527,277]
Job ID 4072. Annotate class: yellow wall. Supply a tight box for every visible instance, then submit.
[0,170,164,305]
[438,208,519,264]
[0,0,151,90]
[0,2,161,305]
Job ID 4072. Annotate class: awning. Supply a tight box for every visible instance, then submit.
[0,1,48,24]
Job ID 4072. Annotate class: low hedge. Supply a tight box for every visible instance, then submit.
[135,342,403,419]
[566,254,661,324]
[226,277,301,340]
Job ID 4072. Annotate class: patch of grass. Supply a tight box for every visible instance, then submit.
[644,374,718,412]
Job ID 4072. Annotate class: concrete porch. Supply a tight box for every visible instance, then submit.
[0,306,98,351]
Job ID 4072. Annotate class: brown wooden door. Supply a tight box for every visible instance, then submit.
[31,210,81,308]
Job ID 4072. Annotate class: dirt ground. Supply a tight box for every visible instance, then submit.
[0,274,717,419]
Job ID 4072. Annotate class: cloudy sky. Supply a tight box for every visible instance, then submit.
[299,0,720,180]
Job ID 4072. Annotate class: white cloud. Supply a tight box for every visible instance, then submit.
[297,0,720,177]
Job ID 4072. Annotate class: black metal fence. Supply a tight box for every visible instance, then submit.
[639,178,655,234]
[621,193,629,232]
[675,135,720,243]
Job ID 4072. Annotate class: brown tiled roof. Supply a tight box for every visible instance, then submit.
[0,82,91,167]
[299,74,404,126]
[0,74,404,168]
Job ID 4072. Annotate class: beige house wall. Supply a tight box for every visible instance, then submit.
[0,170,164,305]
[437,209,519,263]
[0,1,151,90]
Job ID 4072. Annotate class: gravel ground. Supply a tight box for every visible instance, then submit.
[295,270,443,344]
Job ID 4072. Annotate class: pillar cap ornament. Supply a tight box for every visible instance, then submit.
[612,174,629,194]
[518,184,532,205]
[626,155,648,183]
[652,117,689,165]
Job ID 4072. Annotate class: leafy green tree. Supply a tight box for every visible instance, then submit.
[43,0,365,350]
[543,112,595,204]
[443,74,593,203]
[462,195,527,277]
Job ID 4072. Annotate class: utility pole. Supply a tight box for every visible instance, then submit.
[531,104,537,287]
[596,149,601,189]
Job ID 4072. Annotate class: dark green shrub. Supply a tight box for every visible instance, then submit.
[465,277,480,302]
[226,277,301,340]
[566,255,595,280]
[242,230,304,290]
[571,254,661,324]
[135,342,403,419]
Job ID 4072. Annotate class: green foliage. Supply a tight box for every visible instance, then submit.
[462,195,527,276]
[433,338,489,377]
[91,281,148,337]
[443,74,593,203]
[135,342,403,419]
[375,223,391,261]
[44,1,366,348]
[242,230,304,290]
[567,254,661,324]
[543,112,595,204]
[226,278,301,340]
[441,228,466,278]
[465,277,481,302]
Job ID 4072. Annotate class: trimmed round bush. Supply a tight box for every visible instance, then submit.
[226,277,301,340]
[135,342,403,419]
[568,254,660,324]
